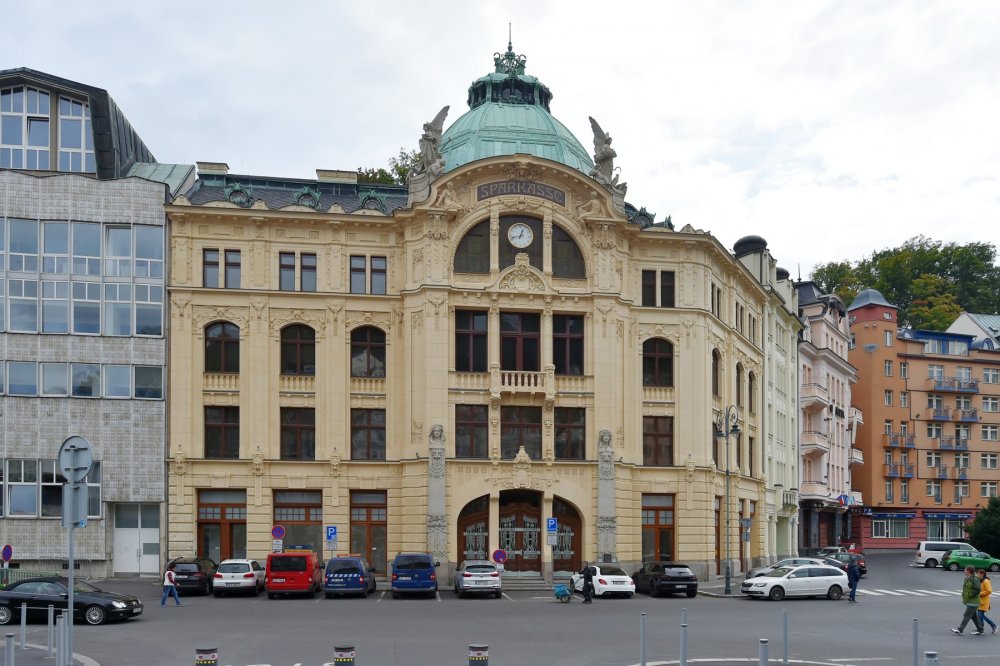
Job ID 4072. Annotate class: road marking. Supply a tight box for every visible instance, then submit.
[896,590,928,596]
[436,591,442,602]
[855,589,882,595]
[873,589,907,596]
[376,590,385,602]
[828,659,895,663]
[502,592,513,600]
[915,589,952,596]
[936,589,962,595]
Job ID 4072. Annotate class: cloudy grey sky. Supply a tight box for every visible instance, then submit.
[5,1,998,276]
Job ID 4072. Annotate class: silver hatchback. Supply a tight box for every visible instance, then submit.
[453,560,502,598]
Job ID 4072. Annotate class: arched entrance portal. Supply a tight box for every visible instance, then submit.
[552,497,582,575]
[457,495,489,562]
[499,490,541,576]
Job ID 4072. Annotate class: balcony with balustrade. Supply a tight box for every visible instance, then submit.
[938,436,969,451]
[801,431,830,459]
[882,432,915,449]
[280,374,316,393]
[849,447,864,466]
[203,372,239,393]
[956,408,980,422]
[883,463,900,478]
[489,363,555,403]
[930,407,952,421]
[782,489,799,507]
[935,465,949,480]
[801,383,830,413]
[929,377,980,393]
[953,466,969,480]
[800,480,829,498]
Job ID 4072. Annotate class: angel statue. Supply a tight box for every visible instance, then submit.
[410,106,450,181]
[588,117,626,195]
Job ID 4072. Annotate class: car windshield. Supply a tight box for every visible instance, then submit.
[218,563,251,573]
[599,566,628,576]
[395,556,431,569]
[766,567,794,578]
[328,561,361,575]
[270,556,307,572]
[466,565,496,573]
[174,563,201,572]
[72,581,99,593]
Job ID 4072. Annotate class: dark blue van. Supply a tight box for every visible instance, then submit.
[324,556,377,598]
[390,553,439,598]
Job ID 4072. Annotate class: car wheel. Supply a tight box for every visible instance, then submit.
[686,590,697,598]
[495,590,503,599]
[991,564,1000,573]
[648,583,658,597]
[203,581,211,596]
[84,605,106,626]
[0,605,12,625]
[361,586,369,599]
[768,586,785,601]
[948,562,961,571]
[925,559,938,568]
[827,585,843,600]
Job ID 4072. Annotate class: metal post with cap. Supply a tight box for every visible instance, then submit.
[334,645,355,665]
[57,435,93,666]
[469,644,488,665]
[713,406,741,595]
[194,647,218,665]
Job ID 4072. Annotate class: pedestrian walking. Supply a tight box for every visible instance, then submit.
[952,565,984,635]
[160,563,182,607]
[977,569,998,634]
[846,560,861,603]
[580,561,596,604]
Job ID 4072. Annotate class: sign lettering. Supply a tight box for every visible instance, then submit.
[476,181,565,206]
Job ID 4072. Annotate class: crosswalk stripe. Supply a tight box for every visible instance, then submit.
[856,589,882,595]
[897,590,928,596]
[935,589,962,595]
[916,590,952,596]
[874,589,907,596]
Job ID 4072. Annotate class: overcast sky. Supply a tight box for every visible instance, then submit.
[6,1,999,277]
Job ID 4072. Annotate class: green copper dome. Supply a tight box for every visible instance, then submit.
[440,43,594,175]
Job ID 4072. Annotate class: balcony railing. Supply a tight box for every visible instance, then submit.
[450,372,490,391]
[931,408,952,421]
[953,467,969,480]
[849,447,864,466]
[883,433,915,448]
[902,464,915,478]
[801,383,830,412]
[957,409,980,422]
[641,385,675,403]
[556,374,593,395]
[883,464,900,478]
[938,436,969,451]
[935,465,949,480]
[801,431,830,459]
[350,376,386,394]
[203,372,239,392]
[930,377,980,393]
[954,494,967,505]
[782,490,799,507]
[933,493,943,505]
[490,363,555,401]
[800,481,829,497]
[279,374,315,393]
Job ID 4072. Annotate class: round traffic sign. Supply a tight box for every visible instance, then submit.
[58,436,94,483]
[271,525,286,539]
[492,549,507,564]
[2,545,12,562]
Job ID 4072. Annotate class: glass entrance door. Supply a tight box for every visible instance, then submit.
[498,490,541,575]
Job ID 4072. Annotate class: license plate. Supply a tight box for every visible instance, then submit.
[398,576,411,580]
[273,578,285,583]
[226,582,240,586]
[133,607,142,615]
[474,580,487,585]
[614,581,625,585]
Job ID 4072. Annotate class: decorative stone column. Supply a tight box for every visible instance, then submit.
[427,425,448,567]
[596,428,617,559]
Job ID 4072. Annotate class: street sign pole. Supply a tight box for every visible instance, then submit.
[58,436,93,666]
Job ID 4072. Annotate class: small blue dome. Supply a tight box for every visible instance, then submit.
[848,288,894,311]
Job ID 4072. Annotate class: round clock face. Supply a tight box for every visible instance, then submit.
[507,222,534,248]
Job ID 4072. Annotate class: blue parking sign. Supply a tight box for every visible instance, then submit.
[326,526,338,541]
[546,518,558,532]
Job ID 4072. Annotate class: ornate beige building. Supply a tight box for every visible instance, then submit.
[165,47,780,581]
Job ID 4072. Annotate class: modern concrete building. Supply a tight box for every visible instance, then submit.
[848,289,1000,549]
[163,45,792,581]
[796,281,863,550]
[0,68,192,576]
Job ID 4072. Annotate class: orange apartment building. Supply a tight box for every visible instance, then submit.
[848,289,1000,550]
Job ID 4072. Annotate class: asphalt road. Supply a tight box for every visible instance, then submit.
[5,553,1000,666]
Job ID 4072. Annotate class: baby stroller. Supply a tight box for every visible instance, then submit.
[553,582,574,603]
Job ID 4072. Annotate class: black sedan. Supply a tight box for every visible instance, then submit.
[631,562,699,597]
[0,577,143,625]
[168,556,218,595]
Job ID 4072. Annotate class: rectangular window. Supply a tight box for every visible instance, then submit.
[928,364,944,380]
[983,397,999,413]
[7,361,38,395]
[455,310,488,372]
[955,452,970,469]
[103,365,131,398]
[58,96,95,173]
[884,360,893,376]
[134,366,163,399]
[927,480,942,498]
[370,256,387,295]
[41,362,68,396]
[8,278,38,332]
[641,494,675,561]
[956,366,972,382]
[9,218,39,272]
[72,222,101,276]
[884,390,893,406]
[928,394,943,409]
[42,222,68,273]
[455,404,488,459]
[982,425,999,441]
[984,368,1000,384]
[957,424,971,442]
[71,363,100,397]
[884,330,893,347]
[103,283,131,336]
[552,314,584,376]
[6,459,38,516]
[203,249,219,287]
[872,519,909,539]
[927,423,942,439]
[883,419,893,435]
[982,482,999,498]
[884,480,893,503]
[926,451,942,468]
[500,406,542,459]
[280,408,316,461]
[900,362,908,379]
[41,280,69,333]
[205,406,240,459]
[104,226,132,277]
[301,253,317,292]
[135,284,163,336]
[660,271,675,308]
[500,312,540,372]
[899,391,908,408]
[225,250,241,288]
[279,252,296,291]
[554,408,585,460]
[134,225,164,278]
[641,270,656,306]
[351,409,386,460]
[643,415,674,466]
[71,281,100,334]
[39,460,67,517]
[981,454,998,470]
[350,255,366,294]
[900,479,909,503]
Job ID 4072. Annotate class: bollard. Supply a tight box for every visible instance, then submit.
[55,614,64,666]
[759,638,769,666]
[6,633,14,666]
[195,647,219,665]
[468,643,488,666]
[48,605,55,658]
[783,608,789,664]
[923,651,938,666]
[681,607,688,625]
[912,618,919,666]
[640,613,647,666]
[334,645,356,666]
[20,602,27,649]
[680,623,688,666]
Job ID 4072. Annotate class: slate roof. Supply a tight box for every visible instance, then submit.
[183,175,408,215]
[847,287,893,311]
[967,313,1000,339]
[127,162,195,198]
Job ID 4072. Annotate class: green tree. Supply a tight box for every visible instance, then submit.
[356,167,397,184]
[810,261,863,306]
[908,273,963,331]
[389,148,420,184]
[966,496,1000,555]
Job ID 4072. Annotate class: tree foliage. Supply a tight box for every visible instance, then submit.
[966,496,1000,555]
[357,148,420,185]
[809,236,1000,329]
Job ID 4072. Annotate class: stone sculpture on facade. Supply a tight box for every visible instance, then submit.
[407,106,450,206]
[426,423,448,562]
[598,428,614,480]
[588,117,627,195]
[596,428,618,558]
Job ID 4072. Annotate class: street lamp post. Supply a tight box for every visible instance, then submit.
[714,405,741,595]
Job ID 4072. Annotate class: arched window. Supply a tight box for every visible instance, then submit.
[642,338,674,387]
[281,325,316,376]
[454,220,490,274]
[748,372,756,413]
[552,226,585,278]
[350,326,386,378]
[711,349,721,397]
[736,363,744,407]
[205,322,240,373]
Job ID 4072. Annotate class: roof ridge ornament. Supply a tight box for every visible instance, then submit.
[494,36,527,78]
[588,117,627,209]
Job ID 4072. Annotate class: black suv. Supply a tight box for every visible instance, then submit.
[631,561,698,597]
[168,557,218,595]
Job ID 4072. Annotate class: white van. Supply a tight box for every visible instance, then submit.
[913,541,967,568]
